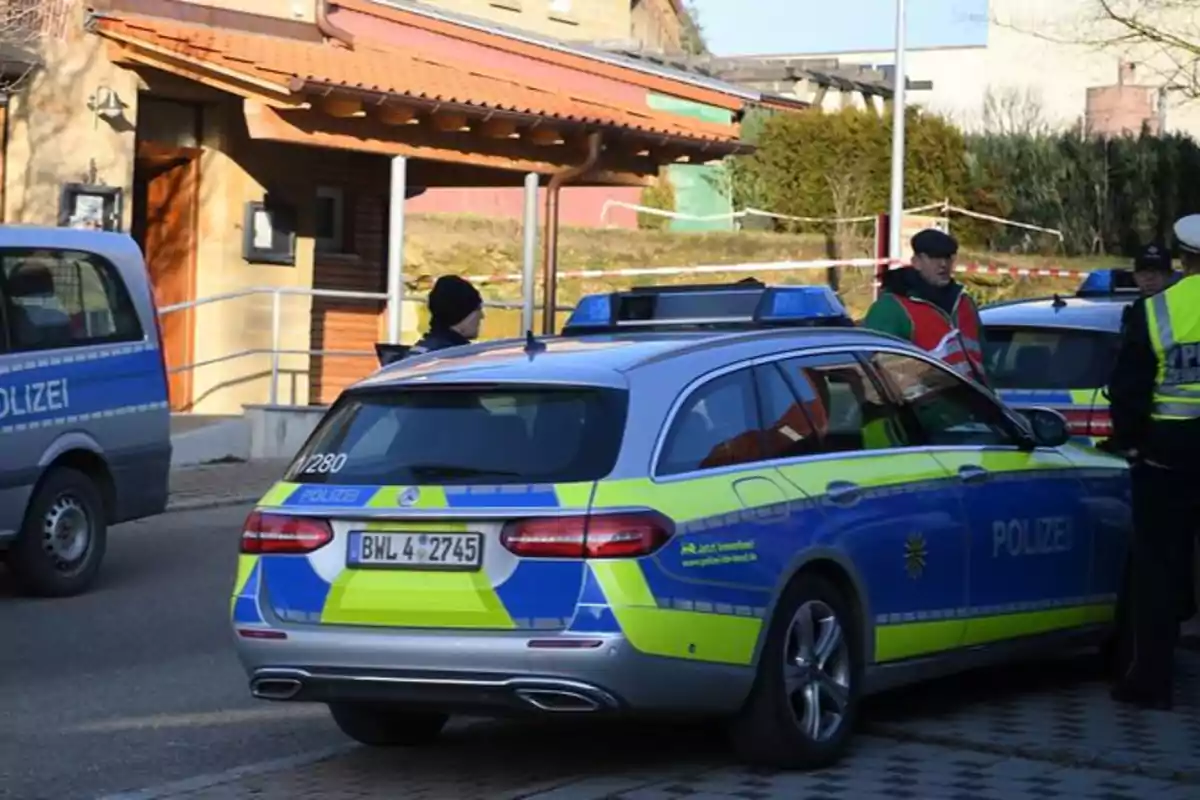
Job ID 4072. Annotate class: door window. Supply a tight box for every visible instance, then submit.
[776,353,910,454]
[753,363,824,460]
[869,351,1018,447]
[0,249,142,353]
[657,368,761,476]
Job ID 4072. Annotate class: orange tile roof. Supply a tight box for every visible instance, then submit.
[94,13,742,146]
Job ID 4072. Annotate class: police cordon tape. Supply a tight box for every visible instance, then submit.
[461,257,1090,285]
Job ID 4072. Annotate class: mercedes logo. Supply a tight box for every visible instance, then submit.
[398,486,420,507]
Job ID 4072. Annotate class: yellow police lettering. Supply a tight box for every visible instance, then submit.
[991,517,1073,557]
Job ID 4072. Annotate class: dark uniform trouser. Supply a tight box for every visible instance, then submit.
[1123,462,1200,695]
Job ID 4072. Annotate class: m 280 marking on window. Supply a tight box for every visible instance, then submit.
[298,453,348,474]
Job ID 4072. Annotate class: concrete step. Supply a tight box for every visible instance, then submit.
[170,414,251,468]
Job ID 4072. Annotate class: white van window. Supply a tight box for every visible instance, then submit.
[0,249,142,353]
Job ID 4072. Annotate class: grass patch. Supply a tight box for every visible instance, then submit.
[402,214,1123,339]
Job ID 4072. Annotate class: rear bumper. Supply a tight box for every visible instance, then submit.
[233,625,753,717]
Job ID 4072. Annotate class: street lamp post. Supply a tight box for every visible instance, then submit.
[887,0,908,265]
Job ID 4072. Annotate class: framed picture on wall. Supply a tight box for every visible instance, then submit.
[242,198,297,266]
[58,184,123,231]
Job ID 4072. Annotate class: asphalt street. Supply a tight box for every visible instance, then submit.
[0,505,346,800]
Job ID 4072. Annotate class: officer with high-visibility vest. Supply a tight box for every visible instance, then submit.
[1106,213,1200,711]
[861,228,990,386]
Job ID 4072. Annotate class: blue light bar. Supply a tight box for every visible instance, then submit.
[564,293,614,329]
[1078,268,1139,296]
[756,286,848,322]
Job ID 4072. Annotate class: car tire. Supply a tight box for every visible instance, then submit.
[327,703,448,747]
[729,571,862,770]
[8,468,107,598]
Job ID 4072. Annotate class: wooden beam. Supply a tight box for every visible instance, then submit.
[429,112,469,133]
[527,127,563,146]
[105,42,305,109]
[243,100,656,185]
[477,118,518,140]
[375,104,417,126]
[318,95,364,118]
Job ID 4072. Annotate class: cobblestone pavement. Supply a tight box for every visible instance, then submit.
[167,459,291,510]
[131,652,1200,799]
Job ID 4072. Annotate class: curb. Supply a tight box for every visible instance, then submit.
[865,723,1200,784]
[163,494,261,514]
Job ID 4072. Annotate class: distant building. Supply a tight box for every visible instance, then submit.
[740,0,1200,136]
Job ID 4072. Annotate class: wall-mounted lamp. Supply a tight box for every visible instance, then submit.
[87,86,124,126]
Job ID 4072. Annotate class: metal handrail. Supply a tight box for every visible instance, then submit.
[156,285,576,406]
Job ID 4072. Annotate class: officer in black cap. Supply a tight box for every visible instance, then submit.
[1107,215,1200,710]
[862,227,989,385]
[409,275,485,356]
[1132,242,1175,298]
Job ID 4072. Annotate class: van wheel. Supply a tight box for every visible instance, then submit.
[730,572,862,770]
[8,468,107,598]
[328,703,448,747]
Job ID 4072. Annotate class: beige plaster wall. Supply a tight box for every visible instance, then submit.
[188,99,315,414]
[414,0,631,43]
[177,0,316,22]
[4,23,139,228]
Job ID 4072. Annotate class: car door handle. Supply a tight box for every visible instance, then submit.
[825,481,862,506]
[958,464,990,485]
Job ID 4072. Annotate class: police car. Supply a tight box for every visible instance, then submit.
[1,227,172,597]
[232,282,1130,769]
[980,268,1173,443]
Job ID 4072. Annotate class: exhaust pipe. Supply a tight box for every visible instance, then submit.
[515,688,602,712]
[251,677,303,701]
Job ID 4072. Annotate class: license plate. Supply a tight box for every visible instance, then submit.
[347,531,483,570]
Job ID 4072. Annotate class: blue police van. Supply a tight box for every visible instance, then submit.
[0,227,171,597]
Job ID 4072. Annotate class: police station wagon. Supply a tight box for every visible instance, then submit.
[0,227,171,597]
[232,284,1131,769]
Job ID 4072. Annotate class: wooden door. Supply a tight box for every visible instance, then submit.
[133,144,200,411]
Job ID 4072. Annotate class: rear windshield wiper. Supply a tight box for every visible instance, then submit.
[406,464,524,479]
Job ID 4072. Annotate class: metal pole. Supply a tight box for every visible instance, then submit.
[269,289,281,405]
[520,172,539,334]
[887,0,908,266]
[386,155,408,344]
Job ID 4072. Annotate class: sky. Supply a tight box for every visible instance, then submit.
[688,0,989,56]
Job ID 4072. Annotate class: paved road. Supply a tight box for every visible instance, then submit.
[0,505,345,800]
[3,504,1199,799]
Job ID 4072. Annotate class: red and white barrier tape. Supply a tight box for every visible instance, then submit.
[464,259,1089,285]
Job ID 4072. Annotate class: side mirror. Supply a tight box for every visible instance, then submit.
[1021,406,1071,449]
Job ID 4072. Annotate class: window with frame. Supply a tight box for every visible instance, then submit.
[753,363,825,460]
[0,249,143,353]
[657,368,762,476]
[777,353,910,454]
[315,186,347,254]
[868,351,1018,447]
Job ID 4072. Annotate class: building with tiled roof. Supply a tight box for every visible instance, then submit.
[1,0,764,412]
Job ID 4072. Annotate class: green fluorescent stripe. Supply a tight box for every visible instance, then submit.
[874,603,1115,663]
[258,482,299,506]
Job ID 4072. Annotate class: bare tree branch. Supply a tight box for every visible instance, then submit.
[0,0,76,91]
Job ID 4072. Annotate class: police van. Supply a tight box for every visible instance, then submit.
[0,227,171,597]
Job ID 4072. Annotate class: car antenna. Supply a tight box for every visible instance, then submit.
[524,329,546,355]
[1051,293,1067,309]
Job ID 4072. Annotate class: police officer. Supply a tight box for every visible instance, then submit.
[1106,214,1200,710]
[861,228,989,386]
[1132,242,1174,298]
[409,275,485,356]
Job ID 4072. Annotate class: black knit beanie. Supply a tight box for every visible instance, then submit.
[428,275,482,329]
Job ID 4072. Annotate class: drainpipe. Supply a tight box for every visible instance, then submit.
[315,0,355,47]
[541,131,602,334]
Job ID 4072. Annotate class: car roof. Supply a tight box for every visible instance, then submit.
[979,293,1131,333]
[353,327,910,391]
[0,225,145,273]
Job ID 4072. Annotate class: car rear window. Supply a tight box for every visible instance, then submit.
[983,326,1121,390]
[286,386,629,486]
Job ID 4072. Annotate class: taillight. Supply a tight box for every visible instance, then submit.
[500,512,673,559]
[1061,408,1112,438]
[241,512,333,554]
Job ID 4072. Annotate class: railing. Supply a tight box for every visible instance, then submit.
[157,286,574,406]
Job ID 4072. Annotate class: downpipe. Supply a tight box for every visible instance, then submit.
[540,132,603,334]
